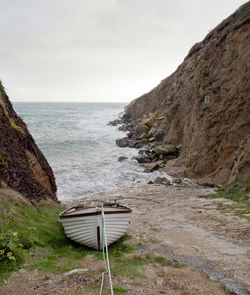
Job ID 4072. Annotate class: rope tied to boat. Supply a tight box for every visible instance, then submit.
[99,206,114,295]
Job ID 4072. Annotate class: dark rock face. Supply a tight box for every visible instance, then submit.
[0,82,57,204]
[118,3,250,185]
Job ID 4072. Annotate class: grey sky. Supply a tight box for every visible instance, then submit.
[0,0,247,102]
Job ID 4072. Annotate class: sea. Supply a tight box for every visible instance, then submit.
[13,102,170,201]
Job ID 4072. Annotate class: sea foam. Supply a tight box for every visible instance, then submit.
[14,102,170,201]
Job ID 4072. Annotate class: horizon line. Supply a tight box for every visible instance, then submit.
[12,100,129,104]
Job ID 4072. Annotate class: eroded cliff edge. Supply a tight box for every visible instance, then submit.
[0,81,57,204]
[118,2,250,185]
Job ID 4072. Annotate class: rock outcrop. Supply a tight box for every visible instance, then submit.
[118,2,250,185]
[0,81,57,203]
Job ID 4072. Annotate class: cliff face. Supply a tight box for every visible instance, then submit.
[0,82,57,204]
[124,2,250,185]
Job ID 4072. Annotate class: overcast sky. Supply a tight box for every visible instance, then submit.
[0,0,247,102]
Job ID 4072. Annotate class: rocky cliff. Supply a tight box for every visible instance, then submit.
[0,81,57,204]
[119,2,250,185]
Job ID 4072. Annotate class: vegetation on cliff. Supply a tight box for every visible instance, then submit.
[0,80,57,203]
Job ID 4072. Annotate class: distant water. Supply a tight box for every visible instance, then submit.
[13,102,170,201]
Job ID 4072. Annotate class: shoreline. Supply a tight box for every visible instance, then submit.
[110,114,218,189]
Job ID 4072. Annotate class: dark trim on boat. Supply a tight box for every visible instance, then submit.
[59,202,132,218]
[97,226,100,251]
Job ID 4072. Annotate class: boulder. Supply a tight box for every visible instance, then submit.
[155,129,165,140]
[128,140,138,148]
[144,163,160,173]
[135,122,150,135]
[138,149,151,156]
[172,178,182,184]
[176,144,183,152]
[108,119,119,126]
[153,144,177,156]
[127,131,134,139]
[118,156,128,162]
[148,127,156,137]
[118,125,126,131]
[135,138,148,146]
[116,137,130,148]
[197,182,218,188]
[165,154,178,160]
[154,177,170,185]
[137,132,148,139]
[135,155,151,163]
[154,176,163,184]
[64,268,89,276]
[142,116,155,128]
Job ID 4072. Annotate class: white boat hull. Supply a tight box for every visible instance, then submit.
[59,206,131,250]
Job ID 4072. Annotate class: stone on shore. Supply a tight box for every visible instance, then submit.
[144,163,160,173]
[154,129,165,140]
[135,155,151,163]
[64,269,89,276]
[172,178,182,184]
[153,144,177,156]
[116,137,130,148]
[118,156,128,162]
[154,176,171,185]
[142,116,155,128]
[135,122,150,135]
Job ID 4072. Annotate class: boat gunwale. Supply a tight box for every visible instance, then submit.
[59,202,132,218]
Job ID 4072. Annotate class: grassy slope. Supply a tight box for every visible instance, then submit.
[199,178,250,219]
[0,189,149,291]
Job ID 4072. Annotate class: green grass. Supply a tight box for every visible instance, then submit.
[0,80,6,96]
[0,154,8,169]
[0,198,99,284]
[201,65,209,78]
[0,193,147,286]
[89,286,128,295]
[199,92,208,101]
[157,270,165,277]
[111,254,148,278]
[10,119,25,134]
[155,255,167,264]
[112,287,128,294]
[148,237,162,244]
[199,179,250,219]
[154,255,186,268]
[174,262,187,268]
[150,226,160,232]
[104,238,148,278]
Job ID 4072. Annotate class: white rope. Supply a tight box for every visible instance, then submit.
[99,207,114,295]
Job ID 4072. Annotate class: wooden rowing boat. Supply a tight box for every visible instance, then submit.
[59,202,132,251]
